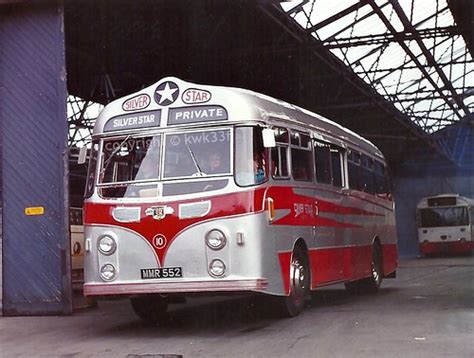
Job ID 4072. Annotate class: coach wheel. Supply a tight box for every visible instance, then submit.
[280,245,310,317]
[130,295,168,324]
[368,242,384,291]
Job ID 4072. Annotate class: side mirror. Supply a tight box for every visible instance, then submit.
[262,128,276,148]
[78,146,88,165]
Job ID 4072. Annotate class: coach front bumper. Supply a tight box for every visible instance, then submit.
[83,218,273,297]
[84,278,268,296]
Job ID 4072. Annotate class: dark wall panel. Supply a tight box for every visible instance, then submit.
[0,1,71,315]
[0,120,2,314]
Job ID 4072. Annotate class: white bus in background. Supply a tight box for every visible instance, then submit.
[417,194,474,256]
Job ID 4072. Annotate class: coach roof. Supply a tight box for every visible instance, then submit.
[93,77,382,158]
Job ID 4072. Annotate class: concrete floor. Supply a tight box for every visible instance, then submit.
[1,256,473,357]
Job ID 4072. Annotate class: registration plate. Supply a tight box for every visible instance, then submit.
[140,267,182,279]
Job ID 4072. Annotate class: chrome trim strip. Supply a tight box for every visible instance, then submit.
[84,278,268,296]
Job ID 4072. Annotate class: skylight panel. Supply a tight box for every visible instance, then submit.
[280,1,305,13]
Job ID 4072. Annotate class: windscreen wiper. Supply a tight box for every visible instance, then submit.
[185,142,205,176]
[100,135,131,176]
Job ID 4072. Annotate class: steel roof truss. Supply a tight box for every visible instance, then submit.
[387,0,470,117]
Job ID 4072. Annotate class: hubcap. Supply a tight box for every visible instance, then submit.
[372,248,382,285]
[290,258,306,303]
[372,263,381,284]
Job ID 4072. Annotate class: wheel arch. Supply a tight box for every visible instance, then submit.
[372,235,382,247]
[292,237,310,265]
[372,236,383,263]
[291,237,311,285]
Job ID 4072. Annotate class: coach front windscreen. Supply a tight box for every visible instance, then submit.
[93,128,232,198]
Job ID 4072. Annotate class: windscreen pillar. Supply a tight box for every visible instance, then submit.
[0,1,72,315]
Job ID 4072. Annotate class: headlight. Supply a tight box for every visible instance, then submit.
[100,263,117,281]
[209,259,226,277]
[97,235,117,255]
[205,229,227,250]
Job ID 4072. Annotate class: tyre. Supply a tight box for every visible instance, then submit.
[279,245,310,317]
[367,241,384,291]
[130,295,168,323]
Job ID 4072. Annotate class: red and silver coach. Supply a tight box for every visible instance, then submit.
[82,77,398,320]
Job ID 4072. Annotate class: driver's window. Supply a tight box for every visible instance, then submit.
[271,127,289,179]
[235,126,268,187]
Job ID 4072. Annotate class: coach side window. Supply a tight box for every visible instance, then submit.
[347,150,363,191]
[360,154,375,194]
[374,160,391,197]
[271,127,289,178]
[291,132,314,182]
[314,141,331,184]
[314,141,344,187]
[330,146,344,187]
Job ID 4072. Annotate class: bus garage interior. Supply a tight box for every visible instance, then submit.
[0,0,473,316]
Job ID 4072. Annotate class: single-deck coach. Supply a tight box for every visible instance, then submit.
[82,77,398,321]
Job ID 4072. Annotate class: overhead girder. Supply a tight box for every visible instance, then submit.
[323,2,391,43]
[355,59,473,75]
[322,26,458,49]
[365,0,464,120]
[308,1,367,33]
[386,0,470,117]
[351,2,449,67]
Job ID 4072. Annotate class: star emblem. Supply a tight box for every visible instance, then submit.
[154,81,179,106]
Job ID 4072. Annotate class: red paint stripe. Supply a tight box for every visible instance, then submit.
[267,187,384,217]
[274,214,360,228]
[382,244,398,275]
[266,187,384,228]
[309,248,345,286]
[277,251,292,295]
[85,185,392,265]
[268,187,380,228]
[345,245,372,280]
[309,185,394,211]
